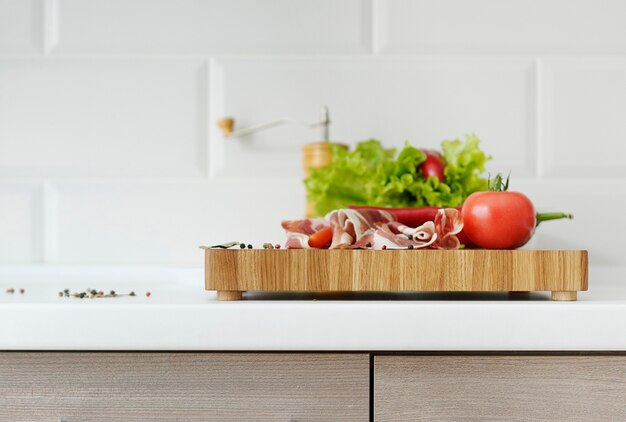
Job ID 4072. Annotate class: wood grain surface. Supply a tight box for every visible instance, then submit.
[374,355,626,421]
[0,352,369,421]
[205,249,588,297]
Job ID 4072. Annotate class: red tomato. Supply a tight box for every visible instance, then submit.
[308,227,333,249]
[461,191,536,249]
[420,150,445,182]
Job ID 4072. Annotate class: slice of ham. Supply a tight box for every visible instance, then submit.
[284,232,312,249]
[282,208,463,250]
[281,217,329,235]
[433,208,464,250]
[282,217,330,249]
[326,209,395,249]
[356,223,438,250]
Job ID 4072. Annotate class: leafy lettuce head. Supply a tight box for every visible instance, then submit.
[305,135,491,217]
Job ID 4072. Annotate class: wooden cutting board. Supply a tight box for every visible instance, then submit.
[204,249,588,301]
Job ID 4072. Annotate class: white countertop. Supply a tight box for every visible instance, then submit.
[1,265,625,351]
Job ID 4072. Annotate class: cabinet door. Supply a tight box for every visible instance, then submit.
[375,355,626,421]
[0,352,369,421]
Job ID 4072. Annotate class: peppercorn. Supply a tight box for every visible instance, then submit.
[79,292,86,298]
[19,288,25,294]
[247,244,252,249]
[129,291,136,297]
[408,245,414,250]
[110,290,116,296]
[407,234,413,240]
[239,243,246,249]
[146,291,151,297]
[5,288,14,294]
[365,242,372,248]
[58,291,64,297]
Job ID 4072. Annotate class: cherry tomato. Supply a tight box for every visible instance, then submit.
[308,227,333,249]
[461,191,536,249]
[420,150,445,182]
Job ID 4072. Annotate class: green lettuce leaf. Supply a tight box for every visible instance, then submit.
[441,134,491,204]
[305,135,491,217]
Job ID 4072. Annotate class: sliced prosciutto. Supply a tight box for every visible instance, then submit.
[282,208,463,250]
[433,208,464,249]
[326,209,395,249]
[281,217,329,249]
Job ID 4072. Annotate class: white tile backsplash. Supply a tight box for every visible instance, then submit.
[51,0,372,55]
[377,0,626,54]
[212,58,535,179]
[515,180,626,266]
[0,182,41,264]
[0,0,41,54]
[48,179,624,267]
[51,180,304,266]
[543,58,626,178]
[0,1,624,267]
[0,59,207,177]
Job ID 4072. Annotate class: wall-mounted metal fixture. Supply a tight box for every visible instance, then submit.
[216,105,331,141]
[216,105,341,218]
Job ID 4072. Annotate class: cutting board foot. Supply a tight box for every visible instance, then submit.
[551,291,577,301]
[217,291,243,301]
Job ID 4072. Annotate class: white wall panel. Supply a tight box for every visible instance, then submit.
[0,59,207,177]
[0,1,623,269]
[51,180,304,266]
[52,0,372,54]
[543,58,626,178]
[49,179,624,267]
[377,0,626,54]
[212,58,534,179]
[0,0,41,54]
[515,180,626,266]
[0,183,41,264]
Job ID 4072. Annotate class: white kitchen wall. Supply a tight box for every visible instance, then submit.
[0,0,41,54]
[213,57,535,178]
[0,0,624,267]
[0,59,207,177]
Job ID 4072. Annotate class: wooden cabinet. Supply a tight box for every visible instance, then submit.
[0,352,369,421]
[374,355,626,421]
[4,352,626,421]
